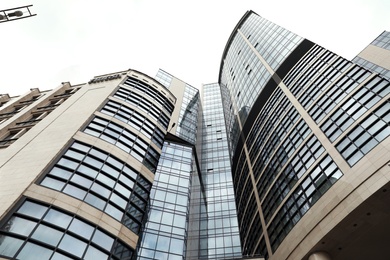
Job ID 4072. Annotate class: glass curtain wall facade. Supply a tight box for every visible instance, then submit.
[219,11,314,257]
[135,70,206,260]
[219,10,390,260]
[155,69,200,144]
[138,72,243,260]
[200,83,242,259]
[136,141,195,260]
[219,11,303,154]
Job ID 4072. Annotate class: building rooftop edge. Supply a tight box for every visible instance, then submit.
[157,68,197,89]
[218,10,256,84]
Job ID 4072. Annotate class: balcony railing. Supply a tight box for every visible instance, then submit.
[0,111,17,119]
[15,119,41,127]
[0,138,18,147]
[37,103,60,110]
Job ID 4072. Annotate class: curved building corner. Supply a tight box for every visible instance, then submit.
[219,10,390,260]
[0,69,176,259]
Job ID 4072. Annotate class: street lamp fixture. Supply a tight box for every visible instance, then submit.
[0,5,36,23]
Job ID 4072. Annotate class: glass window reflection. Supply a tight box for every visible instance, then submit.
[3,216,36,236]
[31,225,63,246]
[16,242,52,260]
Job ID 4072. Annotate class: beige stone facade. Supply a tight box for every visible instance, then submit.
[0,69,176,257]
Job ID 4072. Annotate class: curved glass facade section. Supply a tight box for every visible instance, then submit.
[243,88,284,151]
[286,47,342,99]
[267,155,343,251]
[113,87,170,130]
[261,135,325,223]
[233,86,333,257]
[123,77,175,116]
[337,98,390,166]
[220,31,272,152]
[308,62,366,124]
[100,99,165,148]
[220,12,302,153]
[217,11,316,258]
[84,116,160,172]
[255,118,311,199]
[0,199,134,260]
[320,75,389,142]
[285,44,390,168]
[239,14,303,71]
[39,141,151,234]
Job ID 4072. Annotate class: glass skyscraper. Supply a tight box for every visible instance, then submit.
[200,83,241,259]
[218,10,390,260]
[0,10,390,260]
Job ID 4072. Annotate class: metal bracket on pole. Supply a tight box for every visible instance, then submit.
[0,5,36,24]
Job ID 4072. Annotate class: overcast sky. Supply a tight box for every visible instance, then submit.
[1,0,389,96]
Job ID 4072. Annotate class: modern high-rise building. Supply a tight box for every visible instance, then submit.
[218,11,390,260]
[0,70,173,260]
[0,10,389,260]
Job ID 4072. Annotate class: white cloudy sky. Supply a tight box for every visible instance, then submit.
[1,0,389,96]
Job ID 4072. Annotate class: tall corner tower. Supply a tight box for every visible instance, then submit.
[219,10,390,260]
[0,69,176,259]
